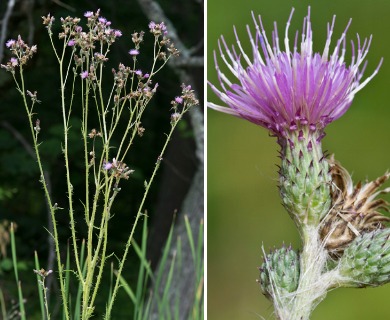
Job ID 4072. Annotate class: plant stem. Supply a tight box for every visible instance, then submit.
[58,44,83,282]
[287,227,328,320]
[15,67,70,320]
[105,116,180,319]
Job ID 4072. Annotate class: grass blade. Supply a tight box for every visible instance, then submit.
[10,223,26,320]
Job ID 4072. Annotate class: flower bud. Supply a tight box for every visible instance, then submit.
[279,127,331,229]
[259,245,300,300]
[338,228,390,287]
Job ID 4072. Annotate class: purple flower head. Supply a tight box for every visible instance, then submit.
[10,57,18,66]
[98,17,107,24]
[129,49,139,56]
[6,39,15,48]
[143,73,150,78]
[148,21,168,35]
[114,30,122,37]
[84,11,94,18]
[68,39,76,46]
[208,7,382,138]
[160,22,167,32]
[81,70,89,79]
[103,161,113,170]
[135,69,143,76]
[175,96,183,104]
[171,112,181,122]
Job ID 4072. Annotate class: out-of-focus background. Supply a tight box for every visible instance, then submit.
[208,0,390,319]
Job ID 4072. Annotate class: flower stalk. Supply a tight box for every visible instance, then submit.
[2,10,197,320]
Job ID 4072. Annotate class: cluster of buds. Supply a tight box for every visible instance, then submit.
[88,128,102,139]
[129,31,144,56]
[58,16,81,39]
[112,63,131,91]
[148,21,180,59]
[41,13,55,35]
[43,10,123,82]
[131,31,145,47]
[94,52,108,64]
[103,158,134,180]
[179,84,198,108]
[83,10,122,45]
[171,84,198,109]
[170,84,199,125]
[59,9,123,49]
[33,268,53,278]
[137,122,145,137]
[73,54,85,67]
[112,64,157,107]
[138,80,159,99]
[27,90,41,104]
[148,21,167,36]
[1,36,37,73]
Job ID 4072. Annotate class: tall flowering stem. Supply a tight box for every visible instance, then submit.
[2,10,197,320]
[208,7,387,320]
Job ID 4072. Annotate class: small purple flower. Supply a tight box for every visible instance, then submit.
[75,26,83,33]
[143,73,150,79]
[103,162,113,170]
[81,71,89,79]
[68,39,76,46]
[84,11,93,18]
[128,49,139,56]
[114,30,122,37]
[160,22,167,32]
[10,57,18,66]
[171,112,181,122]
[175,96,183,104]
[135,69,143,76]
[148,21,168,35]
[98,17,107,24]
[208,8,382,138]
[6,39,15,48]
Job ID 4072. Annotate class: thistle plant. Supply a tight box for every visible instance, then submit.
[208,7,390,319]
[1,9,198,319]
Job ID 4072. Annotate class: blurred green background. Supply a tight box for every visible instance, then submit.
[207,0,390,319]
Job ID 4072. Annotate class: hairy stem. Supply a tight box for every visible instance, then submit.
[288,227,328,320]
[105,114,182,319]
